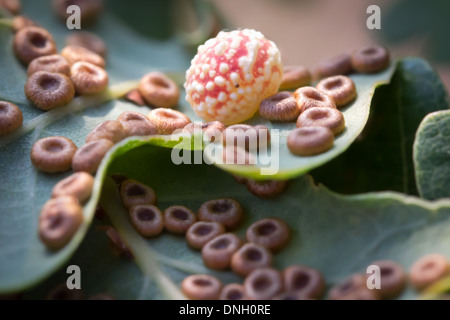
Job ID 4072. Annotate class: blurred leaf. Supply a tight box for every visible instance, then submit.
[414,110,450,200]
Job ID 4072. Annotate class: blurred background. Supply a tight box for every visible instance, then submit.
[209,0,450,91]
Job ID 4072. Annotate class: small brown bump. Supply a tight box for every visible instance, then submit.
[410,253,450,291]
[27,54,71,77]
[280,65,312,90]
[244,267,283,300]
[117,111,158,137]
[39,196,83,251]
[13,27,57,65]
[202,233,242,270]
[245,179,288,199]
[72,139,114,174]
[147,108,191,135]
[85,120,126,144]
[219,283,247,300]
[138,72,180,108]
[259,91,300,122]
[351,45,390,73]
[297,107,346,136]
[66,31,107,57]
[367,260,407,299]
[287,127,334,156]
[246,218,290,253]
[125,89,146,106]
[12,15,38,33]
[198,198,243,230]
[104,226,133,260]
[316,75,357,107]
[328,274,375,300]
[52,0,103,26]
[25,71,75,110]
[70,61,108,95]
[314,53,353,80]
[30,136,77,173]
[0,101,23,136]
[294,86,336,113]
[46,283,83,300]
[164,205,197,235]
[120,179,157,210]
[51,172,94,204]
[129,205,164,238]
[231,242,273,277]
[186,221,225,250]
[183,121,226,142]
[61,45,105,68]
[181,274,223,300]
[283,265,325,299]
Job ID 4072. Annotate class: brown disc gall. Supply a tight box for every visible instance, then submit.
[280,65,312,90]
[198,198,243,230]
[147,108,191,135]
[117,111,158,137]
[61,45,105,68]
[25,71,75,110]
[46,283,83,300]
[231,242,273,277]
[259,91,300,122]
[39,196,83,251]
[283,265,325,299]
[272,291,307,300]
[71,139,114,174]
[223,124,271,151]
[328,274,380,300]
[246,218,290,252]
[287,126,334,156]
[85,120,126,144]
[297,107,345,136]
[367,260,406,299]
[12,15,38,33]
[13,26,57,65]
[183,121,226,142]
[138,72,180,108]
[51,172,94,204]
[202,233,242,270]
[186,221,226,250]
[222,145,255,165]
[351,46,390,73]
[244,267,283,300]
[164,205,197,235]
[1,0,21,15]
[410,253,450,291]
[219,284,247,300]
[52,0,103,26]
[70,61,108,95]
[316,75,356,107]
[245,179,288,199]
[27,54,71,77]
[294,86,336,113]
[120,179,157,210]
[66,31,107,57]
[30,136,77,173]
[129,204,164,238]
[181,274,223,300]
[314,53,353,80]
[0,101,23,136]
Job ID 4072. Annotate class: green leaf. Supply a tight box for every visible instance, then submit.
[24,144,450,300]
[414,110,450,200]
[312,58,449,195]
